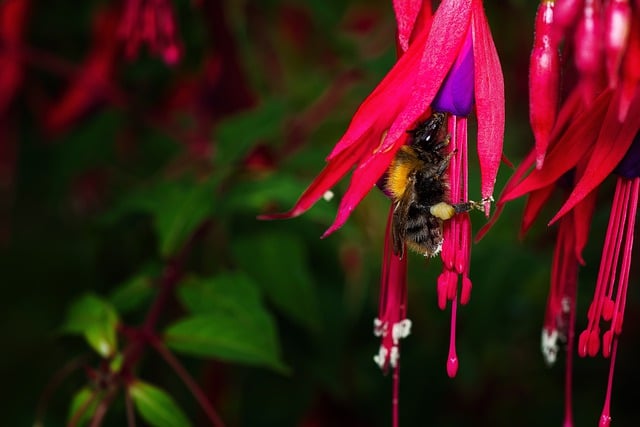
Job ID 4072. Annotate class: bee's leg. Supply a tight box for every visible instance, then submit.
[451,202,473,214]
[452,196,494,213]
[432,134,451,152]
[435,149,456,177]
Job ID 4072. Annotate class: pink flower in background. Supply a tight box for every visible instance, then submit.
[44,6,121,134]
[0,0,28,115]
[118,0,182,65]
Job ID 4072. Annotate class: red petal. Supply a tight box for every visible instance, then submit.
[574,0,604,104]
[604,0,631,89]
[259,140,369,220]
[520,184,555,238]
[471,0,505,210]
[407,1,434,46]
[393,0,423,52]
[380,0,473,160]
[550,89,640,223]
[572,186,597,265]
[322,133,408,237]
[44,7,120,134]
[475,150,536,242]
[619,16,640,120]
[0,0,28,44]
[529,0,560,168]
[502,90,613,202]
[326,28,426,161]
[0,0,28,114]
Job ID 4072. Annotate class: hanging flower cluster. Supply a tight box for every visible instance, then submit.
[264,0,504,423]
[484,1,640,426]
[118,0,182,65]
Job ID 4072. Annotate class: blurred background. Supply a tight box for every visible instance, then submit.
[1,0,639,426]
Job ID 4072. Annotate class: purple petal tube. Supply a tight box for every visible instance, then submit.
[432,28,475,117]
[615,131,640,178]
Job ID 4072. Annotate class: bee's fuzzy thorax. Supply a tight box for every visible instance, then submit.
[387,146,423,200]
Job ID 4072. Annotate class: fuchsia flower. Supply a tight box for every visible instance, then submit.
[118,0,182,65]
[0,0,28,115]
[44,6,120,134]
[488,1,640,425]
[265,0,504,424]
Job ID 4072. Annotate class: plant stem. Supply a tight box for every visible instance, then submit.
[150,338,227,427]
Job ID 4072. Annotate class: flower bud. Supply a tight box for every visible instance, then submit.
[530,0,560,168]
[574,0,603,104]
[604,0,631,89]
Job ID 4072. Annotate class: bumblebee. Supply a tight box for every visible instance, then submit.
[386,112,476,258]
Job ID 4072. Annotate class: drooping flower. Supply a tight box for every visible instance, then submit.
[118,0,182,65]
[263,0,503,424]
[44,6,121,134]
[495,89,640,427]
[0,0,28,115]
[486,1,640,424]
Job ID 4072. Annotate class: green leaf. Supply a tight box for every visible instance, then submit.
[232,233,321,332]
[67,387,98,427]
[51,111,121,193]
[104,178,217,257]
[214,99,285,167]
[62,294,119,357]
[129,381,192,427]
[177,273,263,315]
[165,274,287,373]
[152,182,214,257]
[108,270,157,314]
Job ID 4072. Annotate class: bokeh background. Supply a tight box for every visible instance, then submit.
[1,0,639,426]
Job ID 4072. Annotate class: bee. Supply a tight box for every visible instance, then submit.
[386,112,478,258]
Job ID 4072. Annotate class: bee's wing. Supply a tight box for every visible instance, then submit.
[391,189,413,258]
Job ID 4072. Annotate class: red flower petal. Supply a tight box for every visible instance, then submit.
[259,139,370,220]
[377,0,472,164]
[471,0,505,210]
[529,0,560,169]
[574,0,604,104]
[44,7,120,134]
[502,90,613,203]
[520,184,555,237]
[550,89,640,223]
[0,0,28,115]
[619,16,640,120]
[572,186,597,265]
[322,132,408,237]
[393,0,423,53]
[326,28,426,161]
[475,150,536,242]
[604,0,631,89]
